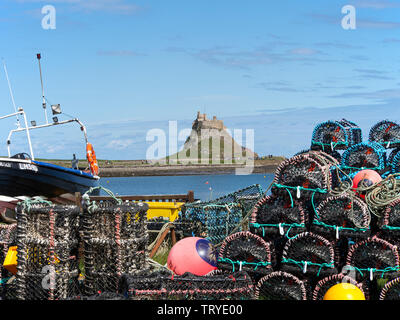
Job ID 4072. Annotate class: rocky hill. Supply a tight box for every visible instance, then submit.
[166,111,259,164]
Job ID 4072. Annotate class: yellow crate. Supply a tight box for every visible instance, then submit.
[3,246,17,275]
[143,202,184,222]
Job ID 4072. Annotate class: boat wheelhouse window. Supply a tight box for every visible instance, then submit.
[11,153,31,160]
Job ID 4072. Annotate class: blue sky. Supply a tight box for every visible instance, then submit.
[0,0,400,160]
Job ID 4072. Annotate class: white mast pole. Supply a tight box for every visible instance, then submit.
[37,53,49,124]
[2,59,21,128]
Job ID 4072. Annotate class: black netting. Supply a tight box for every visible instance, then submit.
[280,232,337,279]
[311,194,371,240]
[0,223,17,300]
[346,236,400,281]
[15,201,80,300]
[272,151,337,202]
[250,195,307,241]
[182,202,243,245]
[120,269,254,300]
[255,271,307,300]
[379,277,400,300]
[312,273,368,300]
[380,199,400,238]
[369,120,400,149]
[311,119,362,151]
[213,184,264,215]
[340,142,387,173]
[218,231,273,278]
[81,201,149,295]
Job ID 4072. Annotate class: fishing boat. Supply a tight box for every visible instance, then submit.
[0,54,100,198]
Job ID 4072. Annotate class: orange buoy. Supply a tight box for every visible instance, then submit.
[352,169,382,200]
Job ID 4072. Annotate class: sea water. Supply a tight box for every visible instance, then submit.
[99,173,274,201]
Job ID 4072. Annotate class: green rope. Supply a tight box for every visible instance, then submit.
[382,225,400,231]
[281,258,334,277]
[312,220,369,233]
[82,185,123,213]
[19,197,53,213]
[250,222,305,239]
[218,257,271,272]
[348,265,400,279]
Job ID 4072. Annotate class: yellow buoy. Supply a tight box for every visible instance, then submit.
[323,283,365,300]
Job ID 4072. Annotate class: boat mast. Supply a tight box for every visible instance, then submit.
[2,59,21,129]
[36,53,49,124]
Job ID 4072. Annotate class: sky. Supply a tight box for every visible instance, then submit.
[0,0,400,160]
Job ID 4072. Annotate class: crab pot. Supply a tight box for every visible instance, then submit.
[182,202,243,245]
[0,223,17,299]
[250,194,308,240]
[310,194,371,241]
[389,149,400,175]
[379,276,400,300]
[81,201,149,295]
[213,184,264,215]
[379,199,400,244]
[15,203,80,300]
[312,273,368,300]
[345,236,400,286]
[311,119,362,152]
[217,231,273,281]
[369,120,400,149]
[280,232,337,283]
[340,142,387,174]
[120,269,255,300]
[271,151,337,203]
[255,271,308,300]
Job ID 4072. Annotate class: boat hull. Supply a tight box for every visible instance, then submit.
[0,158,100,198]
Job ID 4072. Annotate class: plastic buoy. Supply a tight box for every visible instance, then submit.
[167,237,218,276]
[323,283,366,300]
[352,169,382,200]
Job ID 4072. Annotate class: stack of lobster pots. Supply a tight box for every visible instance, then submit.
[218,119,400,300]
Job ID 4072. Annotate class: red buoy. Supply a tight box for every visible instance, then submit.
[352,169,382,200]
[167,237,218,276]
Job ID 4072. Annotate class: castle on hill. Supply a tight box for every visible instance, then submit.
[192,112,226,131]
[167,111,258,164]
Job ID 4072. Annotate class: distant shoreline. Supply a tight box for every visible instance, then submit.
[98,164,279,177]
[41,158,284,177]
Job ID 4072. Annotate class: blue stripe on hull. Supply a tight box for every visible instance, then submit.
[0,159,100,197]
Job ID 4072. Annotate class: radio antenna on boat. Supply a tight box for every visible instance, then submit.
[36,53,49,124]
[2,59,21,129]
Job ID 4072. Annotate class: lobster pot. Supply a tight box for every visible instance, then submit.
[0,223,16,299]
[120,269,254,300]
[389,149,400,174]
[255,271,308,300]
[379,199,400,242]
[82,202,149,295]
[69,292,127,300]
[311,195,371,241]
[280,232,337,280]
[271,151,337,203]
[218,231,273,279]
[345,236,400,282]
[183,202,243,245]
[15,203,80,300]
[250,194,307,242]
[311,119,362,152]
[369,120,400,149]
[340,142,387,174]
[312,273,368,300]
[379,277,400,300]
[213,184,264,215]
